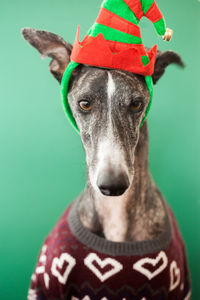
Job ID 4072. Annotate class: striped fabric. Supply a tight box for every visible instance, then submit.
[88,23,142,45]
[96,7,141,38]
[102,0,140,25]
[87,0,165,55]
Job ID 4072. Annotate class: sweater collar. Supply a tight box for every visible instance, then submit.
[68,194,173,257]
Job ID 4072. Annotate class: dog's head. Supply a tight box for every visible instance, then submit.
[22,28,184,197]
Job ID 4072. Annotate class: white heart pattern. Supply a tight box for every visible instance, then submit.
[71,297,145,300]
[71,297,99,300]
[28,289,37,300]
[84,253,123,282]
[51,253,76,284]
[122,299,146,300]
[133,251,168,280]
[184,290,192,300]
[44,272,50,289]
[169,261,181,291]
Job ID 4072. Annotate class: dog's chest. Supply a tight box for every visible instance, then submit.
[28,202,191,300]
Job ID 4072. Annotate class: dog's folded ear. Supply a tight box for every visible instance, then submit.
[152,50,184,84]
[22,28,72,83]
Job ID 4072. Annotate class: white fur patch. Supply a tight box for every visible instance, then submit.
[88,71,133,242]
[91,139,129,194]
[89,138,131,242]
[94,194,130,241]
[107,72,115,99]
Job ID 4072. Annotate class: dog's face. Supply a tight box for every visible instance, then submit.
[68,66,150,196]
[22,28,184,197]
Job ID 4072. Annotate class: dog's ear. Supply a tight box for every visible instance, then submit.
[22,28,72,83]
[152,50,184,84]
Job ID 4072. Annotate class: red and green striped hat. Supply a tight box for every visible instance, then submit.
[61,0,169,133]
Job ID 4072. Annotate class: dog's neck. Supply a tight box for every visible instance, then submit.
[78,122,166,242]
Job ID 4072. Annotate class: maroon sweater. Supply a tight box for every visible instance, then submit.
[28,196,191,300]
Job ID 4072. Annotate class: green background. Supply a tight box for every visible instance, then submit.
[0,0,199,299]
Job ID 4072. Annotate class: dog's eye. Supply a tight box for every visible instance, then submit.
[79,100,92,112]
[130,100,143,112]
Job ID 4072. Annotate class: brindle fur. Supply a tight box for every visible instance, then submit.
[22,28,184,243]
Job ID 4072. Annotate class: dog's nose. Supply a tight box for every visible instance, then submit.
[97,171,129,196]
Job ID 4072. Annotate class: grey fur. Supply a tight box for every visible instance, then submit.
[22,28,72,82]
[22,28,184,242]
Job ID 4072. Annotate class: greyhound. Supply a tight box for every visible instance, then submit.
[22,28,184,243]
[22,28,191,300]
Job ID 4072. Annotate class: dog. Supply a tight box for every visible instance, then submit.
[22,27,191,300]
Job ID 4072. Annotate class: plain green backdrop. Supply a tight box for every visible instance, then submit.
[0,0,199,299]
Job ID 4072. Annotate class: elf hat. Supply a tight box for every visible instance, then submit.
[61,0,172,133]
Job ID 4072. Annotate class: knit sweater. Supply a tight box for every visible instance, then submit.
[28,196,191,300]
